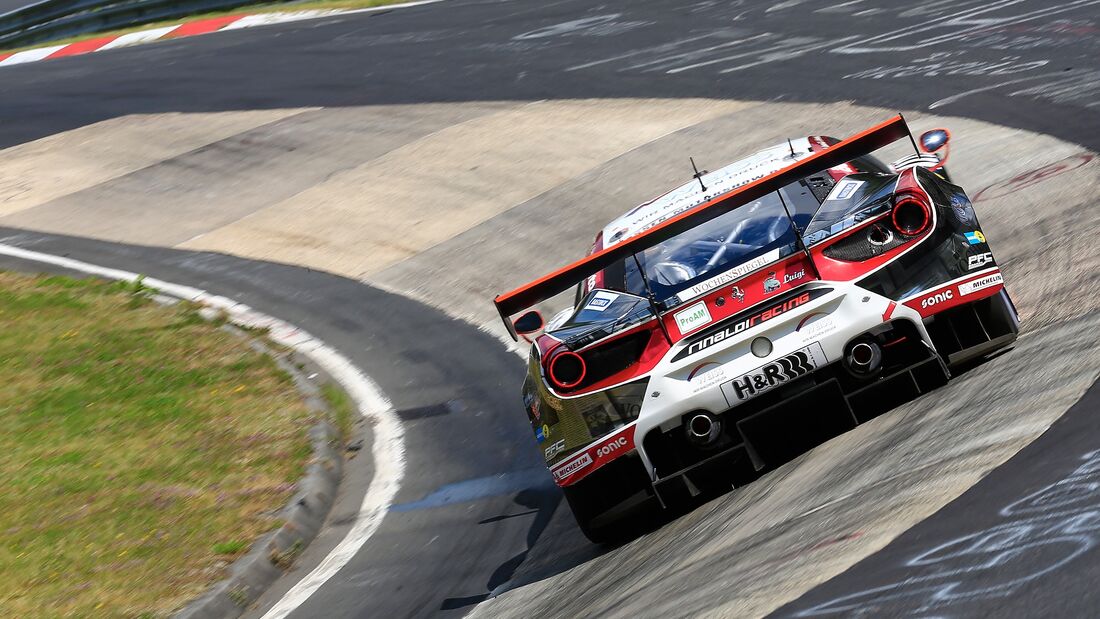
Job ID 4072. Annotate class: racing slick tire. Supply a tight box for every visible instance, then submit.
[561,454,655,544]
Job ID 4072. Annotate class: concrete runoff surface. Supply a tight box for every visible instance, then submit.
[0,0,1098,616]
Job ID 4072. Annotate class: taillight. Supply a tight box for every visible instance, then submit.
[548,350,586,389]
[891,192,932,236]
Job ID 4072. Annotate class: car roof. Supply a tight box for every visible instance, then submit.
[601,137,816,248]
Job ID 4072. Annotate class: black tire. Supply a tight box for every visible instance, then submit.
[561,454,654,544]
[563,487,616,544]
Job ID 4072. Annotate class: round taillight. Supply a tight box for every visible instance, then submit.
[891,194,931,237]
[549,351,586,389]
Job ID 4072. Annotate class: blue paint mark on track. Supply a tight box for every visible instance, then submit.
[391,467,553,511]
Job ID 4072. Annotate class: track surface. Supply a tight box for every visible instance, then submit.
[1,0,1098,617]
[2,0,1100,151]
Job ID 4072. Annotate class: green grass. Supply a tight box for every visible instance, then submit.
[212,540,249,555]
[0,272,318,617]
[320,382,355,441]
[2,0,419,54]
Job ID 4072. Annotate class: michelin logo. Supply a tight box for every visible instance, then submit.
[959,272,1003,296]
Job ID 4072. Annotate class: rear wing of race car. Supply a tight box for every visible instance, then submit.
[493,115,916,340]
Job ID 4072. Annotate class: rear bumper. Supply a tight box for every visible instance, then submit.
[643,324,949,504]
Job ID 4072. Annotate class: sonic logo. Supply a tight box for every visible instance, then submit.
[920,290,954,309]
[596,436,628,458]
[549,425,636,486]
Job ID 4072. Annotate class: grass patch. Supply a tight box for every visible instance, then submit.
[212,540,249,555]
[320,382,355,441]
[0,271,317,617]
[2,0,419,53]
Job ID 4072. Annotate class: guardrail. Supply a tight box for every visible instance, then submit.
[0,0,258,48]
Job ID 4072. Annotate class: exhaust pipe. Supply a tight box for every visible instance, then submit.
[846,339,883,375]
[686,412,722,447]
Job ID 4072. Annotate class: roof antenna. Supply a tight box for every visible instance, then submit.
[787,138,797,159]
[690,157,707,191]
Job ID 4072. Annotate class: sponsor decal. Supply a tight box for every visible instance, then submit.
[920,289,954,309]
[552,452,592,481]
[550,425,636,485]
[967,251,994,270]
[763,271,781,293]
[674,301,712,334]
[674,288,831,361]
[784,270,805,285]
[688,361,722,380]
[730,286,746,304]
[583,290,619,312]
[535,425,546,443]
[596,436,629,458]
[959,272,1004,296]
[950,193,978,226]
[544,439,565,460]
[826,179,865,201]
[688,362,725,393]
[608,227,629,244]
[964,230,987,245]
[676,248,781,302]
[797,315,836,342]
[721,342,827,404]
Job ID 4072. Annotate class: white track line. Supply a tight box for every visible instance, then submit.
[0,242,405,618]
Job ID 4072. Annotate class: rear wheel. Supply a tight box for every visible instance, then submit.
[560,454,654,544]
[563,487,617,544]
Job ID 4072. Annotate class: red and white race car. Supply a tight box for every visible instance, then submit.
[494,117,1018,542]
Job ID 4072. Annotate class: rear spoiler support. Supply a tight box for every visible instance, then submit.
[630,253,674,345]
[494,115,914,340]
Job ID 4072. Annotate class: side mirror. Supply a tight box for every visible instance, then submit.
[919,128,950,154]
[513,310,544,335]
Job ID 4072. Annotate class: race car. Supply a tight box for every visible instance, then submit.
[493,116,1018,542]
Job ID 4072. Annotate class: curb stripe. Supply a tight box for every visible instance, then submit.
[166,14,245,37]
[0,44,66,65]
[0,0,445,69]
[46,35,117,58]
[97,25,181,51]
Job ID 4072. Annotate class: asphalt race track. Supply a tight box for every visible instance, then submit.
[1,1,1099,617]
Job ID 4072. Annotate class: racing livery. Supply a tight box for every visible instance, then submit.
[494,117,1018,542]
